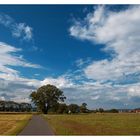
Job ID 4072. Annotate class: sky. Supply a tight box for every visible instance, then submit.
[0,5,140,109]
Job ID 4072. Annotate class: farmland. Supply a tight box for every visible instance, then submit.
[0,113,32,135]
[44,113,140,135]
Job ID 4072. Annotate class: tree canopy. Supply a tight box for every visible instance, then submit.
[30,84,66,114]
[68,104,80,113]
[80,102,87,113]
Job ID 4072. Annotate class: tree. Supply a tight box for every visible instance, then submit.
[109,109,118,113]
[80,103,87,113]
[98,108,104,113]
[68,104,80,113]
[57,103,68,114]
[48,102,59,113]
[30,84,66,114]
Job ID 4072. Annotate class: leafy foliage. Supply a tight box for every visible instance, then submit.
[80,102,88,113]
[68,104,80,113]
[30,84,66,114]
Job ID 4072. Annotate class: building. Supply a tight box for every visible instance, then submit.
[118,109,132,113]
[132,108,140,113]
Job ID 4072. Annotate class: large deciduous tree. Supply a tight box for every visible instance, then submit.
[30,84,66,114]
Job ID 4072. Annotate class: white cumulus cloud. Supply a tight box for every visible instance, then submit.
[0,42,42,102]
[70,6,140,82]
[41,76,74,88]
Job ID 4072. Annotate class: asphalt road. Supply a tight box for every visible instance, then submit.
[18,115,54,136]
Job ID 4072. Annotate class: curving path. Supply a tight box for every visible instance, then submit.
[18,115,54,135]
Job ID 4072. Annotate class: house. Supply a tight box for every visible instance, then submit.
[132,108,140,113]
[118,109,132,113]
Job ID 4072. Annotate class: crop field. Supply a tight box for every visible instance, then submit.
[44,113,140,135]
[0,113,32,135]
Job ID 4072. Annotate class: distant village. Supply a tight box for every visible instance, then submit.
[0,100,140,113]
[118,109,140,113]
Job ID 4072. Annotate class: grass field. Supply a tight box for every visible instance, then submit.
[0,113,32,135]
[44,113,140,135]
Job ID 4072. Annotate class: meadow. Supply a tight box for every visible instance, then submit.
[44,113,140,135]
[0,113,32,135]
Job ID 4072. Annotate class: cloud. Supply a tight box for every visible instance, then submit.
[0,42,41,82]
[63,80,140,109]
[0,42,40,74]
[0,42,42,102]
[91,95,100,100]
[128,83,140,97]
[75,57,92,68]
[0,14,14,26]
[41,76,74,88]
[12,23,32,41]
[70,6,140,83]
[0,13,33,41]
[0,73,41,103]
[68,5,140,108]
[0,93,16,101]
[38,73,140,109]
[1,6,140,109]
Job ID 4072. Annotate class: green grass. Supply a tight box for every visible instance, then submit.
[44,113,140,135]
[0,114,32,135]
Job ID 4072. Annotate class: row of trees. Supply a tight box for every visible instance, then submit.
[30,84,120,114]
[0,84,119,114]
[48,103,88,114]
[93,108,119,113]
[30,84,89,114]
[0,101,32,112]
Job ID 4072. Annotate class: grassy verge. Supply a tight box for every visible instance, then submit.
[44,113,140,135]
[0,114,32,135]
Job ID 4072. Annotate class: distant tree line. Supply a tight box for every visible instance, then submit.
[30,84,120,114]
[47,102,89,114]
[93,108,119,113]
[0,100,32,112]
[0,99,119,114]
[32,102,119,114]
[30,84,90,114]
[0,84,120,114]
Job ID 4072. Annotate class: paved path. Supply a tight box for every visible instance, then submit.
[19,115,54,135]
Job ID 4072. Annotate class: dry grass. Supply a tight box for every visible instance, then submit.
[44,113,140,135]
[0,114,32,135]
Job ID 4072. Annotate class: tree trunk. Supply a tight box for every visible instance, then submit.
[42,105,50,114]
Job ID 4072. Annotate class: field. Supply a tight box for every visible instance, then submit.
[0,113,32,135]
[44,113,140,135]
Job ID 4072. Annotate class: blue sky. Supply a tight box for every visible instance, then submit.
[0,5,140,109]
[0,5,106,79]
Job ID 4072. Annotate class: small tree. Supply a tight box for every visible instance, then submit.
[68,104,80,113]
[57,103,68,114]
[109,109,119,113]
[98,108,104,113]
[30,84,66,114]
[80,103,87,113]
